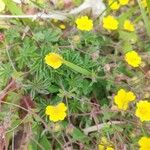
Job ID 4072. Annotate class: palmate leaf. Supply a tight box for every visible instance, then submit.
[5,28,20,43]
[0,63,13,89]
[33,28,62,43]
[16,37,38,69]
[80,32,110,47]
[24,77,51,99]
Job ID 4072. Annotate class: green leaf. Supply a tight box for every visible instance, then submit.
[47,85,59,93]
[3,0,24,15]
[119,31,137,53]
[5,28,20,43]
[39,134,52,150]
[72,128,86,141]
[119,31,137,43]
[28,144,34,150]
[80,80,93,95]
[24,77,50,98]
[33,32,45,42]
[122,41,133,53]
[63,60,92,77]
[0,63,12,90]
[112,124,124,132]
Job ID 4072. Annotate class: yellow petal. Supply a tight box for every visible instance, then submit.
[57,102,67,111]
[45,105,54,115]
[126,91,136,101]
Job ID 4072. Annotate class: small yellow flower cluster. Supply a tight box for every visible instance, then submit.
[75,15,135,33]
[0,0,5,12]
[75,16,93,31]
[45,102,67,122]
[98,137,114,150]
[114,89,150,122]
[138,136,150,150]
[45,52,63,69]
[109,0,129,10]
[102,16,135,32]
[114,89,136,110]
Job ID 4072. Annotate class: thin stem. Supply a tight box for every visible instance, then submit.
[140,123,147,136]
[65,97,71,124]
[0,12,67,20]
[31,137,45,150]
[6,115,29,134]
[5,45,17,72]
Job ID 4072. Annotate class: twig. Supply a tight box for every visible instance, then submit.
[12,131,15,150]
[0,79,17,103]
[0,12,68,20]
[83,121,125,135]
[0,0,107,20]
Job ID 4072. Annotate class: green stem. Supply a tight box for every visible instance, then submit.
[63,60,92,76]
[137,0,150,38]
[140,123,147,136]
[5,44,17,72]
[146,0,150,13]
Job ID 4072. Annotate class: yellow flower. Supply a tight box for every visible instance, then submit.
[109,0,120,10]
[0,0,5,12]
[99,145,114,150]
[98,144,105,150]
[106,148,114,150]
[45,102,67,122]
[59,24,66,30]
[141,0,147,8]
[119,0,129,5]
[138,136,150,150]
[98,137,114,150]
[123,20,135,32]
[114,89,136,110]
[103,15,119,31]
[45,52,63,69]
[75,16,93,31]
[125,51,142,67]
[135,100,150,122]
